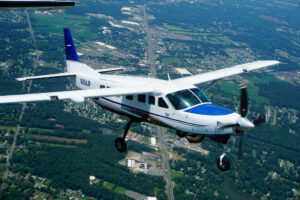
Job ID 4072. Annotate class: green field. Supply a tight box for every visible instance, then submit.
[160,57,191,67]
[170,170,184,180]
[103,181,115,190]
[30,13,98,40]
[38,143,77,148]
[163,23,186,31]
[113,186,126,194]
[25,134,87,144]
[218,81,269,104]
[5,59,15,66]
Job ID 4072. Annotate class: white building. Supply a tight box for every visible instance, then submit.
[150,137,156,146]
[127,159,136,168]
[89,176,96,185]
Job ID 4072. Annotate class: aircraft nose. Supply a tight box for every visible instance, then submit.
[237,117,255,130]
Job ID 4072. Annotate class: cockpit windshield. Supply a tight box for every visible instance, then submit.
[166,89,210,110]
[190,88,210,103]
[166,89,200,110]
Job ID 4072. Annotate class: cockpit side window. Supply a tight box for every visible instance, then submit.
[166,89,200,110]
[190,88,210,103]
[158,97,168,108]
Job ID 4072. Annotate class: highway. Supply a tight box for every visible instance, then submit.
[0,10,39,194]
[142,5,174,200]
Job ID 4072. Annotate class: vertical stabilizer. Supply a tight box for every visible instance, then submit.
[63,28,95,74]
[64,28,80,62]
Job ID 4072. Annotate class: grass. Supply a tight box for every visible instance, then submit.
[113,186,126,194]
[0,126,16,131]
[163,23,185,31]
[218,81,269,104]
[40,143,78,149]
[30,13,98,40]
[44,179,52,186]
[103,181,115,190]
[29,127,54,134]
[154,187,162,196]
[160,57,191,67]
[5,59,15,66]
[174,31,221,36]
[170,170,184,180]
[26,134,87,144]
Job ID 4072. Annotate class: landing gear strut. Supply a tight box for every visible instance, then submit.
[114,120,134,153]
[217,144,230,172]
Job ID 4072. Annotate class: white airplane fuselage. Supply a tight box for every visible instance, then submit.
[71,62,241,136]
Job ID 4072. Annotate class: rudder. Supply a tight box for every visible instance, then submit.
[64,28,80,62]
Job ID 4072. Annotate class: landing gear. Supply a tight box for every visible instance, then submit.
[114,120,134,153]
[115,137,126,153]
[216,143,230,172]
[217,153,230,172]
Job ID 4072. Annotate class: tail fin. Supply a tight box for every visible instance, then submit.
[64,28,80,62]
[63,28,96,74]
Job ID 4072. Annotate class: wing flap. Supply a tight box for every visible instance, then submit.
[0,86,158,104]
[174,60,280,85]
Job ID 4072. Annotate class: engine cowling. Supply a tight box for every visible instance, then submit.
[185,134,205,143]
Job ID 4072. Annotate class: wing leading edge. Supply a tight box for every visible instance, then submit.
[174,60,280,85]
[0,86,158,104]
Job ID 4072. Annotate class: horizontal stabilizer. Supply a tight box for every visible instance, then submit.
[16,72,76,81]
[96,67,125,73]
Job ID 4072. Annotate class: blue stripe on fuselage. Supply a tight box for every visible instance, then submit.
[185,104,233,116]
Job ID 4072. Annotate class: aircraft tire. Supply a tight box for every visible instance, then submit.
[217,155,230,171]
[115,137,127,153]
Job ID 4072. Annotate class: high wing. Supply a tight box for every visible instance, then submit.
[174,60,280,85]
[0,86,158,104]
[0,1,75,9]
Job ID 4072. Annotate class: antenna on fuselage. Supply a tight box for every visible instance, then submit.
[167,73,171,82]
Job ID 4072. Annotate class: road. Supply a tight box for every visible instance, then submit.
[158,127,174,200]
[0,10,39,194]
[142,5,156,78]
[142,5,174,200]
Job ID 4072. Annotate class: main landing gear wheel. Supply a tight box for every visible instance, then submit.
[115,137,127,153]
[217,154,230,172]
[114,120,135,153]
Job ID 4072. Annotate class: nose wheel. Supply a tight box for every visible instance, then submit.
[217,153,230,171]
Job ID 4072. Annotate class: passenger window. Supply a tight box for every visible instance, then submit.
[138,94,146,103]
[100,85,105,88]
[126,95,133,100]
[149,95,155,105]
[158,97,168,108]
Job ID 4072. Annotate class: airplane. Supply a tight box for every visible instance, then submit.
[0,0,75,9]
[0,28,280,171]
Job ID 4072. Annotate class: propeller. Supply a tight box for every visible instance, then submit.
[237,86,248,160]
[237,86,266,160]
[240,86,248,118]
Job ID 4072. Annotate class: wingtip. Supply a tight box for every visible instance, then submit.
[16,77,25,81]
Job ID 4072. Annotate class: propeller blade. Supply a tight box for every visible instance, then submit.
[237,132,244,160]
[240,86,248,117]
[253,116,266,126]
